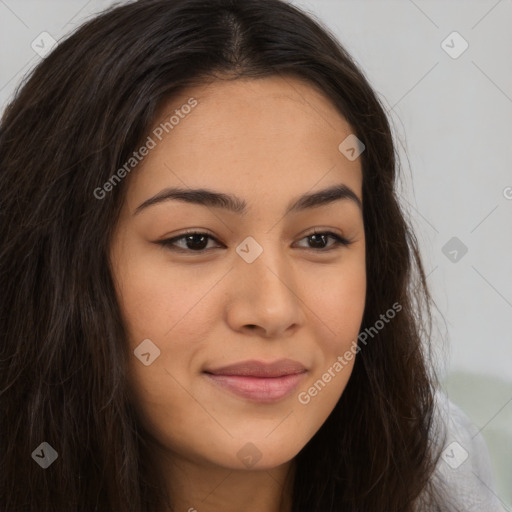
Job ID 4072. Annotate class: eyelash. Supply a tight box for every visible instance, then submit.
[156,229,353,254]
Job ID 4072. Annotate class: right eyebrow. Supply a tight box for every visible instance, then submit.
[133,183,362,217]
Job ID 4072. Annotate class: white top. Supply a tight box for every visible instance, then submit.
[427,390,505,511]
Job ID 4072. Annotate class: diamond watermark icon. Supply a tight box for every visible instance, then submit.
[31,442,58,469]
[442,441,469,469]
[236,236,263,263]
[338,134,365,161]
[237,442,262,468]
[31,32,57,58]
[134,338,161,366]
[441,31,468,59]
[442,237,468,263]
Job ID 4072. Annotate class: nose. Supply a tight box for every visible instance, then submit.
[224,242,304,338]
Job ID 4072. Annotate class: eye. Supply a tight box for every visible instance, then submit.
[156,229,352,254]
[294,230,352,251]
[157,231,223,253]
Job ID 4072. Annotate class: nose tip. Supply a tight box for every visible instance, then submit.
[226,250,303,338]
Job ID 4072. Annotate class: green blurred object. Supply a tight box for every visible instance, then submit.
[442,372,512,510]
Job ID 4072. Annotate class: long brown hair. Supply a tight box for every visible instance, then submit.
[0,0,450,510]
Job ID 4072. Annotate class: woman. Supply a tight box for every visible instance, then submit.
[0,0,501,511]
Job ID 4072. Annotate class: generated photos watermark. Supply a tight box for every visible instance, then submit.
[297,301,402,405]
[93,97,198,199]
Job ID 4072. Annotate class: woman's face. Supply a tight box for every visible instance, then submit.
[110,75,366,472]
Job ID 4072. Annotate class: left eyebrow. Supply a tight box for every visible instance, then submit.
[133,183,362,216]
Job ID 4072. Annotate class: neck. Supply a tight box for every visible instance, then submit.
[154,447,296,512]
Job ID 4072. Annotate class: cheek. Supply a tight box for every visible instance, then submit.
[117,257,225,431]
[114,257,221,345]
[113,246,220,425]
[123,292,213,455]
[319,277,365,331]
[296,255,366,414]
[303,252,366,353]
[120,272,216,426]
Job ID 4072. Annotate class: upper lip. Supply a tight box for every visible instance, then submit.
[204,359,307,378]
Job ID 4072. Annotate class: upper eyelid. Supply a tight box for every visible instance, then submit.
[160,230,350,250]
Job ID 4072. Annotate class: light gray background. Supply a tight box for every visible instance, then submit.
[1,0,511,508]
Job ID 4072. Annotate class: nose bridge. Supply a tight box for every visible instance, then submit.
[227,234,303,335]
[237,234,293,297]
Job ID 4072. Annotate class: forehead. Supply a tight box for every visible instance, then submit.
[124,75,362,211]
[155,74,354,145]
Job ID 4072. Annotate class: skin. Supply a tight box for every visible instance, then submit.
[110,75,366,512]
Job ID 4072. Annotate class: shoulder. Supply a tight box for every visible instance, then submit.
[427,389,505,511]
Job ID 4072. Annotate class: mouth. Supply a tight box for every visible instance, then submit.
[203,359,307,403]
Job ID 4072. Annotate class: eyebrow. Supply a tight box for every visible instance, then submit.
[133,183,362,216]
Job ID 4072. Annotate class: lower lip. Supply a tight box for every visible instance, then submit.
[204,372,306,403]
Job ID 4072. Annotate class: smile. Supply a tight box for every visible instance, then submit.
[203,359,308,402]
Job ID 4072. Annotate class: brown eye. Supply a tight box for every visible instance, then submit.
[158,232,223,252]
[156,230,352,254]
[295,231,352,251]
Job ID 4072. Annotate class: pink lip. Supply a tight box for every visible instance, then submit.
[204,359,307,402]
